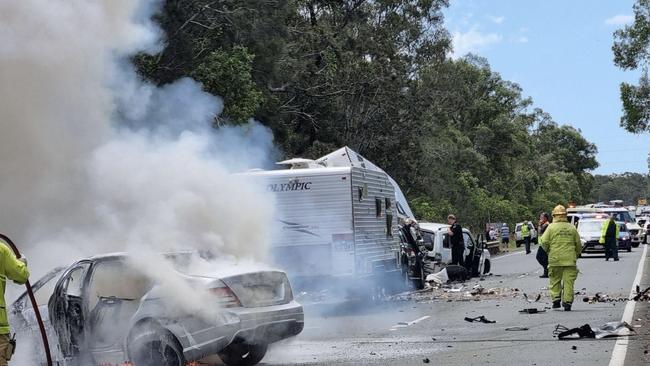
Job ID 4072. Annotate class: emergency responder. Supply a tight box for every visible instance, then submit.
[539,205,581,311]
[521,221,532,254]
[447,214,464,267]
[0,242,29,365]
[600,215,620,262]
[536,212,551,278]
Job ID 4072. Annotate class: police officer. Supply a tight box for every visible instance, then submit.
[539,205,581,311]
[0,242,29,365]
[600,215,619,262]
[447,214,464,267]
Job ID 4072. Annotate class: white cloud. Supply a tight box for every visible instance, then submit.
[487,15,505,24]
[605,14,634,26]
[451,28,502,58]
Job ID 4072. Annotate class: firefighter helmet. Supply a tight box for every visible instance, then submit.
[552,205,567,217]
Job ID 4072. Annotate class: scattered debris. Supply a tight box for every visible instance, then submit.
[423,358,430,363]
[426,268,449,285]
[571,345,577,351]
[519,308,546,314]
[554,322,635,340]
[523,293,542,303]
[464,315,496,324]
[505,326,529,331]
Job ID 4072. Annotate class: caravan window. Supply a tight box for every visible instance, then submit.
[375,198,382,217]
[385,198,392,210]
[386,213,393,237]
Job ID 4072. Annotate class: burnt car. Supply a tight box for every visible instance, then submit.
[10,252,304,366]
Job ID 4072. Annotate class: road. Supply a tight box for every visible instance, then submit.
[263,244,649,366]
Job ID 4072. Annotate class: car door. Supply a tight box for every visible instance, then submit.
[48,261,91,358]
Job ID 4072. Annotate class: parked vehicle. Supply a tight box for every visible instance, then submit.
[418,223,491,280]
[245,147,412,293]
[577,218,631,254]
[637,216,650,244]
[568,207,644,247]
[514,222,538,246]
[10,252,304,366]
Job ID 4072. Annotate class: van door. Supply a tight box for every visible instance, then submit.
[49,261,91,358]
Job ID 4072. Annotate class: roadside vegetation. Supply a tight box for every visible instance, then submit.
[135,0,648,231]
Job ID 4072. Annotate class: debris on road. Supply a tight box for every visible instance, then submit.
[554,322,635,340]
[423,357,430,363]
[426,268,449,285]
[464,315,497,324]
[523,293,542,302]
[519,308,546,314]
[505,326,530,331]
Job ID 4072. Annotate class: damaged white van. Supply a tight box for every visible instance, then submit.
[10,252,304,366]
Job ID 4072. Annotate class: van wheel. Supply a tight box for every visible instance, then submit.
[129,327,185,366]
[219,342,268,366]
[483,259,491,274]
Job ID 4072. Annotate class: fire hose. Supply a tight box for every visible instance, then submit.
[0,233,53,366]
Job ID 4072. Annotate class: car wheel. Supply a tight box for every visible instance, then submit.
[219,342,268,366]
[483,259,491,274]
[129,327,185,366]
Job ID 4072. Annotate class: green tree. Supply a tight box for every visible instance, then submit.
[613,0,650,133]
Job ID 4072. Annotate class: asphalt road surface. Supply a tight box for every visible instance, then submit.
[264,244,649,366]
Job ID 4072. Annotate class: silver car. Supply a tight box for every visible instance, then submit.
[10,252,304,366]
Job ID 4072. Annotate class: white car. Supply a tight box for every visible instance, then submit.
[11,252,304,366]
[514,222,538,246]
[637,216,650,244]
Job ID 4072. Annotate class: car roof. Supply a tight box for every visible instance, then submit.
[419,222,449,232]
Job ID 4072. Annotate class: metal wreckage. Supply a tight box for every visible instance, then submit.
[6,233,305,366]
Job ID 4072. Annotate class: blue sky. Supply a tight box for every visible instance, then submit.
[444,0,650,175]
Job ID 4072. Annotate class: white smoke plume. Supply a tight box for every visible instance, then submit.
[0,0,276,330]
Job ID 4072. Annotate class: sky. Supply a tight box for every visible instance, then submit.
[444,0,650,175]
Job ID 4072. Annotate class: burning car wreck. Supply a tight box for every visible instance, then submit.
[10,252,304,366]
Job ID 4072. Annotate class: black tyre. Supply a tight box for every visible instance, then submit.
[219,342,268,366]
[129,327,185,366]
[483,259,491,274]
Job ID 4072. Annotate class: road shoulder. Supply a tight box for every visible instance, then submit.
[623,245,650,366]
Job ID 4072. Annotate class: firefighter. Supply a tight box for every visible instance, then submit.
[539,205,581,311]
[599,215,620,262]
[536,212,551,278]
[0,242,29,365]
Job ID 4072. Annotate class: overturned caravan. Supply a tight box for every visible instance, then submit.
[244,147,414,294]
[10,252,304,366]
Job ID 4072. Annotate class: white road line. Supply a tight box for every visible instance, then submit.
[608,244,648,366]
[493,251,525,261]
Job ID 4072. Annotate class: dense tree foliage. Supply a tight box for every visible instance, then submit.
[613,0,650,133]
[138,0,605,231]
[589,173,649,205]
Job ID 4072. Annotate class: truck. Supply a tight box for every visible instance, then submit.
[245,147,413,296]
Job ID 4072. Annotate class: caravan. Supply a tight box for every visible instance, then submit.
[245,147,413,293]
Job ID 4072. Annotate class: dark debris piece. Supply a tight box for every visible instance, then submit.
[464,315,496,324]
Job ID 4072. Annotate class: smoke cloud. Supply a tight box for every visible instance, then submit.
[1,0,276,328]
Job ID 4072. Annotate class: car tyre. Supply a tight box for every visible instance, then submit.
[219,342,268,366]
[483,259,491,274]
[129,327,185,366]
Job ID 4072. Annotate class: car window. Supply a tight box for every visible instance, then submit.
[422,231,435,246]
[87,260,152,312]
[442,233,450,248]
[578,221,604,233]
[64,264,90,298]
[23,271,62,310]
